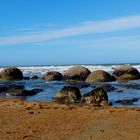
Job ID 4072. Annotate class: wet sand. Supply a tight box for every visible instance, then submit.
[0,98,140,140]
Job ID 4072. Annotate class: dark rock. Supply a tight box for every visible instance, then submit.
[0,67,23,80]
[64,66,90,81]
[81,87,108,105]
[0,84,25,94]
[24,77,30,80]
[31,75,39,80]
[90,84,116,92]
[125,84,140,90]
[100,84,116,92]
[86,70,115,82]
[114,84,140,90]
[115,98,139,105]
[53,86,81,103]
[42,71,63,81]
[0,84,42,96]
[10,88,43,96]
[112,65,140,81]
[116,90,123,92]
[66,81,89,88]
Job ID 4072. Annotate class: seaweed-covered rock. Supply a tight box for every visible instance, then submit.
[53,86,81,103]
[112,65,140,81]
[86,70,114,82]
[43,71,63,81]
[64,66,90,81]
[81,87,108,105]
[0,67,23,80]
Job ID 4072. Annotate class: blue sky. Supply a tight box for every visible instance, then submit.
[0,0,140,66]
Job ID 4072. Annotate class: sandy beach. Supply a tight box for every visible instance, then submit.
[0,98,140,140]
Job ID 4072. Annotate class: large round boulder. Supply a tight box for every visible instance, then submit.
[112,65,140,81]
[53,86,81,103]
[64,66,90,81]
[0,67,23,80]
[81,87,109,106]
[86,70,114,82]
[42,71,63,81]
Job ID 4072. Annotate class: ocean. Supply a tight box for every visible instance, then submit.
[0,64,140,107]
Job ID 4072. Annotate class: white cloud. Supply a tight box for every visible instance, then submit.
[0,15,140,46]
[34,35,140,48]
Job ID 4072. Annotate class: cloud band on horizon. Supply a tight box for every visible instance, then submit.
[0,15,140,46]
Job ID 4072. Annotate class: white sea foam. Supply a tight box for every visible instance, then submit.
[18,65,117,76]
[0,64,140,76]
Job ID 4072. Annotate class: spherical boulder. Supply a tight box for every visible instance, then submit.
[81,87,108,105]
[53,86,81,103]
[42,71,63,81]
[0,67,23,80]
[64,66,90,81]
[112,65,140,81]
[86,70,114,82]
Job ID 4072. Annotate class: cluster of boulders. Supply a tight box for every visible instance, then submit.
[53,86,109,106]
[42,65,140,82]
[0,65,139,82]
[0,65,140,106]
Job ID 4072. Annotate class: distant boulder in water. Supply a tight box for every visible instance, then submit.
[0,67,23,80]
[64,66,90,81]
[112,65,140,81]
[42,71,63,81]
[86,70,115,82]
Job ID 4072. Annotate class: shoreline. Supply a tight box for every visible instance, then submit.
[0,98,140,140]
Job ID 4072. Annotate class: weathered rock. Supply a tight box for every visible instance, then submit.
[86,70,115,82]
[10,88,43,96]
[0,84,42,96]
[112,65,140,81]
[81,87,108,105]
[43,71,63,81]
[31,75,39,80]
[0,67,23,80]
[53,86,81,103]
[0,84,25,93]
[64,66,90,81]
